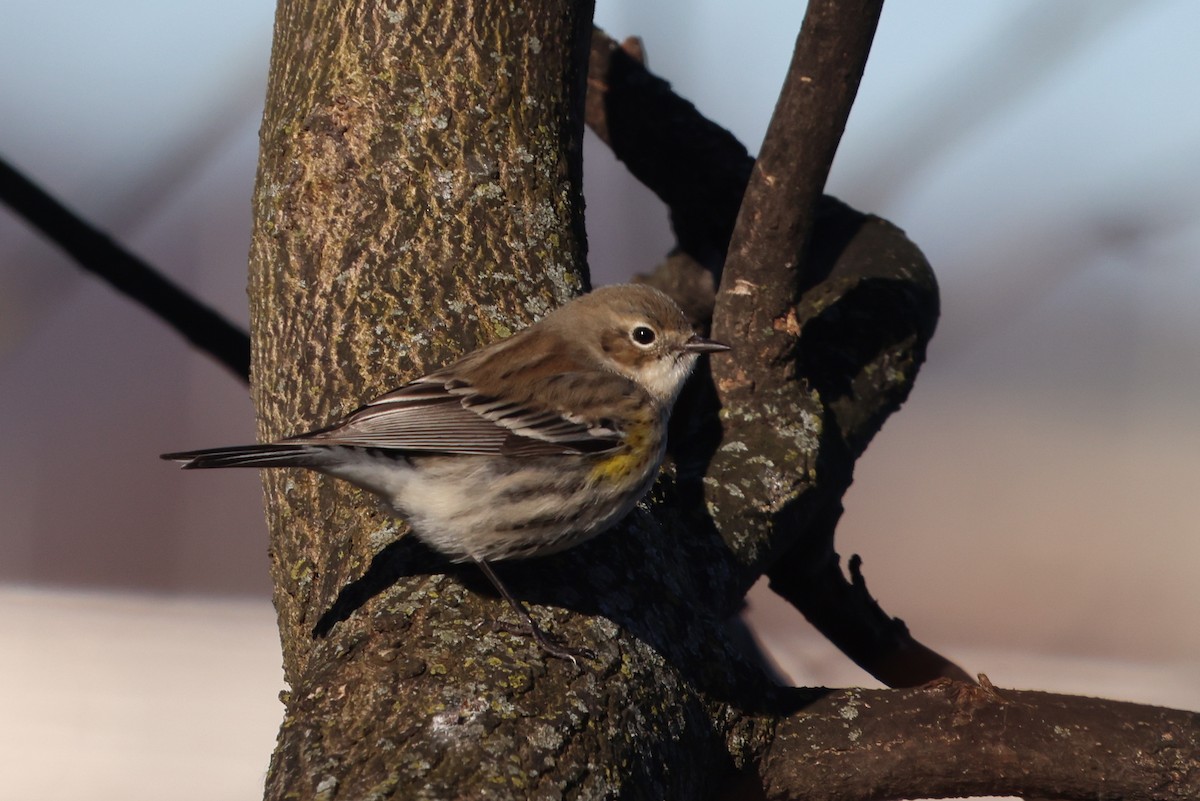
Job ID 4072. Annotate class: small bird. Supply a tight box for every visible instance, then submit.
[163,284,729,659]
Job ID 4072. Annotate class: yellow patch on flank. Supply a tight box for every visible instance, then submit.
[589,419,654,483]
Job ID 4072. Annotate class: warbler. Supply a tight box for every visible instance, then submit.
[163,283,729,659]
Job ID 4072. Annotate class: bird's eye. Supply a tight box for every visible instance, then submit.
[630,325,657,346]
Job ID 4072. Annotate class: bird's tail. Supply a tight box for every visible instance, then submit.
[161,444,332,470]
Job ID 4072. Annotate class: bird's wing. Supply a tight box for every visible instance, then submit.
[284,375,626,456]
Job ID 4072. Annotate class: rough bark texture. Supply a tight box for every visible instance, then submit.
[245,2,910,797]
[588,19,964,687]
[707,0,886,583]
[245,1,651,796]
[250,0,591,677]
[241,0,1199,798]
[762,681,1200,801]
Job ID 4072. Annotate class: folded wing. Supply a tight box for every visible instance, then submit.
[287,375,626,456]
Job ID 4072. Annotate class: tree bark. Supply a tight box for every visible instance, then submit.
[244,0,1199,799]
[762,681,1200,801]
[585,27,966,689]
[247,0,641,796]
[250,0,592,680]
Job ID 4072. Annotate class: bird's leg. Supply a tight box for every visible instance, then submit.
[471,557,595,663]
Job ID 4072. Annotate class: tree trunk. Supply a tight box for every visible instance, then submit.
[245,0,674,796]
[244,1,1199,799]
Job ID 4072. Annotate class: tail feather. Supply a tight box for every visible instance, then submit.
[161,444,330,470]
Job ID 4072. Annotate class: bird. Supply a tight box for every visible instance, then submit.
[163,283,729,659]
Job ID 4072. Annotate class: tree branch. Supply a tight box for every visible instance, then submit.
[713,0,884,381]
[0,155,251,381]
[586,20,963,686]
[762,680,1200,801]
[586,32,752,281]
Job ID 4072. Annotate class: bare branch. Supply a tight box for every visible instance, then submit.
[762,680,1200,801]
[713,0,883,368]
[586,30,752,276]
[585,21,964,686]
[0,156,250,381]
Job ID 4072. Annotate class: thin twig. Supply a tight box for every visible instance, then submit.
[0,156,250,382]
[713,0,884,370]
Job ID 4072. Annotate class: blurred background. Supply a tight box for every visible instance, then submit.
[2,1,1198,798]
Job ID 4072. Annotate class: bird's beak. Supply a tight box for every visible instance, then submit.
[683,333,731,353]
